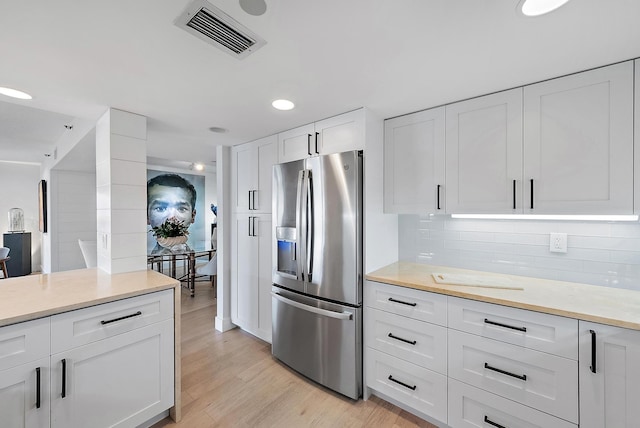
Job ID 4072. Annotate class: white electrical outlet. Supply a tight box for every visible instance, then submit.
[550,233,567,253]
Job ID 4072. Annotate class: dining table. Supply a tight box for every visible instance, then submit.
[147,247,215,297]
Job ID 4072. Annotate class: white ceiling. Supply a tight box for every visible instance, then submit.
[1,0,640,168]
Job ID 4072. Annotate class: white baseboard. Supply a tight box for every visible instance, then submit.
[215,316,236,332]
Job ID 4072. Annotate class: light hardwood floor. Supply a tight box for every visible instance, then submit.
[153,282,437,428]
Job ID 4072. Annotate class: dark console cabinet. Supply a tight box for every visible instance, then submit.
[3,232,31,277]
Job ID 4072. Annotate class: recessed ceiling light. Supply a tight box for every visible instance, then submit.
[0,86,32,100]
[239,0,267,16]
[519,0,571,16]
[208,126,228,133]
[193,163,205,171]
[272,99,295,111]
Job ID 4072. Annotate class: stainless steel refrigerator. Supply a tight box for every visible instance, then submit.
[271,150,363,400]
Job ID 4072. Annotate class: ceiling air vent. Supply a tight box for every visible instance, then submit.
[175,0,266,59]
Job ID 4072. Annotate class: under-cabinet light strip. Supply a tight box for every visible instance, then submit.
[450,214,639,222]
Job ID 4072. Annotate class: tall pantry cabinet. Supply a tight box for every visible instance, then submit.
[230,135,277,343]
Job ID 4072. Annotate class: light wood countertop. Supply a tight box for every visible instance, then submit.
[0,268,179,327]
[366,262,640,331]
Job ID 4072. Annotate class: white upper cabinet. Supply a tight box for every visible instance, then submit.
[232,135,277,213]
[277,109,364,163]
[384,107,445,214]
[523,61,634,214]
[445,88,523,214]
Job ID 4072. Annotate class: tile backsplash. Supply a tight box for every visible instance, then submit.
[398,215,640,290]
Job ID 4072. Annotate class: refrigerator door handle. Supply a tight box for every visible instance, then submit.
[296,170,307,281]
[306,170,314,281]
[271,292,353,320]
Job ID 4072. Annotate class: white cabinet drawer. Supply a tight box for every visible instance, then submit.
[448,378,577,428]
[365,307,447,374]
[448,296,578,360]
[448,329,578,423]
[365,280,447,326]
[366,348,447,424]
[0,317,50,372]
[51,290,174,353]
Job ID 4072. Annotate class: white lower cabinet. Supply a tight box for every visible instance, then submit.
[448,329,578,424]
[0,357,50,428]
[51,319,174,428]
[0,290,175,428]
[231,213,272,342]
[367,348,447,423]
[579,321,640,428]
[448,378,576,428]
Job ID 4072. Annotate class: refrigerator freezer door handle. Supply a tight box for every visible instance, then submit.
[271,292,353,320]
[296,170,307,281]
[306,170,314,281]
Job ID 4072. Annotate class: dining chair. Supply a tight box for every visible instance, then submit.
[78,240,97,268]
[195,253,217,293]
[0,247,10,279]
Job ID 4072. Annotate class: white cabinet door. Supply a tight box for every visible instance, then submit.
[579,321,640,428]
[384,107,445,214]
[0,357,50,428]
[315,109,364,156]
[524,61,633,214]
[231,214,272,343]
[232,135,276,213]
[278,123,315,163]
[278,110,365,163]
[446,88,523,214]
[634,59,640,215]
[51,319,174,428]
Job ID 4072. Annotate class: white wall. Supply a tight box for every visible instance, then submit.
[399,215,640,290]
[49,170,97,271]
[0,161,41,271]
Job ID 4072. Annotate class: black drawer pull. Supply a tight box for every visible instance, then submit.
[388,332,417,345]
[484,362,527,381]
[61,359,67,398]
[100,311,142,325]
[388,375,417,391]
[484,318,527,332]
[485,415,507,428]
[590,329,597,374]
[388,297,417,307]
[36,367,41,408]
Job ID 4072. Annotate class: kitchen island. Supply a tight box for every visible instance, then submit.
[0,268,181,427]
[365,262,640,428]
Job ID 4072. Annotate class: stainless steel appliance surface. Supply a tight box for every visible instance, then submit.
[272,150,363,400]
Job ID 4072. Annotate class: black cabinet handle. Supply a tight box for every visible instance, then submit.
[36,367,41,408]
[388,375,416,391]
[307,134,312,156]
[61,359,67,398]
[484,318,527,332]
[252,216,257,237]
[512,179,516,210]
[484,362,527,381]
[252,190,257,210]
[530,179,534,209]
[388,297,417,307]
[100,311,142,325]
[484,415,507,428]
[590,329,597,373]
[388,332,417,345]
[315,132,320,154]
[437,185,441,210]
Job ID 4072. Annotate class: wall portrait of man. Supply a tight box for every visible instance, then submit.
[146,170,205,254]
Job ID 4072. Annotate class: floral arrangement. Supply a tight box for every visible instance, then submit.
[149,216,190,239]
